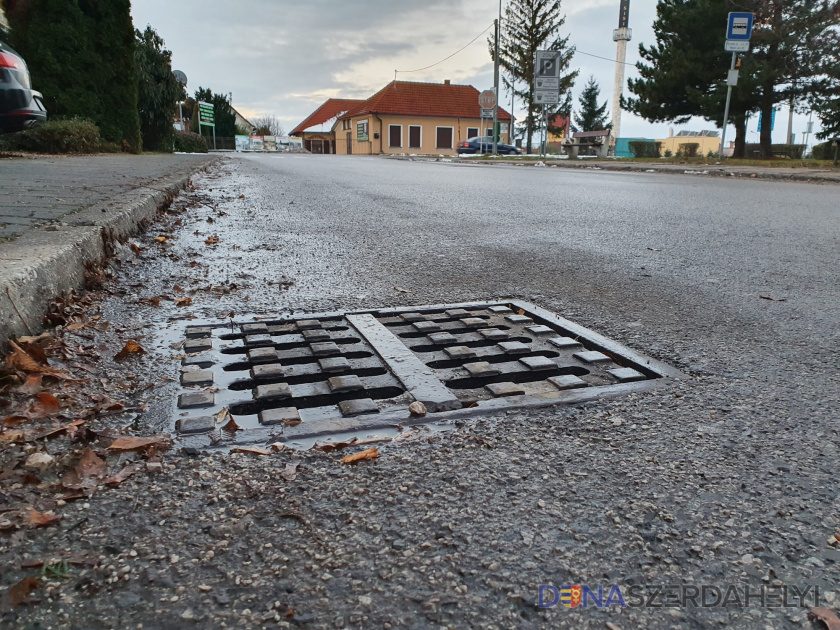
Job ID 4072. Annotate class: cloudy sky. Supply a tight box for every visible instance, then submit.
[131,0,817,144]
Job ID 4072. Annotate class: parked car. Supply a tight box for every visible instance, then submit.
[0,40,46,133]
[457,136,521,155]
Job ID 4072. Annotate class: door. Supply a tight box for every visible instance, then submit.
[346,132,352,155]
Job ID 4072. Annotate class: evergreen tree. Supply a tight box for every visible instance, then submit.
[4,0,141,152]
[192,88,237,138]
[490,0,577,152]
[574,76,610,132]
[135,26,181,152]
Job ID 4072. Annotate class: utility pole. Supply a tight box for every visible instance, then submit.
[719,51,737,157]
[492,0,501,155]
[611,0,632,147]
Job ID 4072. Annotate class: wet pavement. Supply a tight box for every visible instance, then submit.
[4,153,840,629]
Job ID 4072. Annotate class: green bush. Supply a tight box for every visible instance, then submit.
[0,118,102,153]
[629,140,662,158]
[811,141,837,161]
[679,142,700,158]
[664,149,673,158]
[173,131,208,153]
[744,143,806,159]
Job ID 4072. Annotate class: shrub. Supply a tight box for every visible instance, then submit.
[628,141,662,158]
[744,143,806,159]
[0,118,102,153]
[678,142,700,158]
[811,141,837,161]
[664,149,673,158]
[173,131,208,153]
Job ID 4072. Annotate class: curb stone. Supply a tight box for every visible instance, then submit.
[0,156,222,352]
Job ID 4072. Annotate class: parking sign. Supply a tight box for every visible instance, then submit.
[535,50,562,79]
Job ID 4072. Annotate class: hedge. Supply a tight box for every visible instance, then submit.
[173,131,208,153]
[628,141,662,158]
[0,119,102,153]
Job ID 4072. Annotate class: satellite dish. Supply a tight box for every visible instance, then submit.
[173,70,188,87]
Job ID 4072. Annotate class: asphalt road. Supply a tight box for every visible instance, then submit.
[9,154,840,629]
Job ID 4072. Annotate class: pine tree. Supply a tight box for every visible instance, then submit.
[136,26,182,152]
[4,0,141,152]
[574,76,610,132]
[192,88,238,139]
[490,0,577,152]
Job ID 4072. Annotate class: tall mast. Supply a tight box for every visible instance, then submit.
[611,0,632,142]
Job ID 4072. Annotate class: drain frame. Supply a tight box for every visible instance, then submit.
[173,300,682,446]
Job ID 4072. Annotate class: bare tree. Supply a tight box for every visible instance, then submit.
[251,114,285,137]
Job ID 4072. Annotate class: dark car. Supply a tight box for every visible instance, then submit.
[0,40,46,133]
[457,136,521,155]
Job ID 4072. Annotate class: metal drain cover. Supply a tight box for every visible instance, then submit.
[174,301,680,444]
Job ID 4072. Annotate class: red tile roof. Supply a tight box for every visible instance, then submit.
[339,81,511,121]
[291,98,365,136]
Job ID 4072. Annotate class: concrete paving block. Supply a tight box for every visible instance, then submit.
[248,347,279,364]
[519,356,557,371]
[497,341,530,355]
[574,351,613,364]
[478,328,509,340]
[608,367,646,382]
[259,407,301,426]
[241,323,268,334]
[180,370,214,386]
[250,363,286,380]
[338,398,380,417]
[427,332,458,345]
[444,346,477,359]
[185,326,212,339]
[177,391,215,409]
[184,338,212,353]
[548,337,583,350]
[548,375,589,390]
[463,361,501,377]
[244,334,273,347]
[310,342,340,357]
[177,416,217,435]
[319,357,351,373]
[254,382,292,401]
[485,382,525,397]
[328,375,364,393]
[413,321,441,333]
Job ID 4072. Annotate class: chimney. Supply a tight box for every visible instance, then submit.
[444,79,450,86]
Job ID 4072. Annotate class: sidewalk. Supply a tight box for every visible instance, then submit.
[0,153,219,348]
[447,155,840,184]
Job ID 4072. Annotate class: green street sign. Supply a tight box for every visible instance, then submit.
[198,101,215,126]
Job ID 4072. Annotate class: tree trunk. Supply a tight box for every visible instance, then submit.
[733,113,747,159]
[526,106,534,153]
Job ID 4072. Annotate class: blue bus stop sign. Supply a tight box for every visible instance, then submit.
[727,12,753,40]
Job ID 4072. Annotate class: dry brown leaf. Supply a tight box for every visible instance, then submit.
[517,308,525,315]
[281,462,299,481]
[155,236,167,243]
[62,447,107,490]
[173,284,183,292]
[214,408,230,424]
[16,332,53,345]
[107,435,170,452]
[222,416,241,433]
[341,446,379,464]
[106,462,145,486]
[130,243,142,255]
[27,509,60,527]
[114,340,145,361]
[29,392,61,417]
[314,437,358,452]
[6,340,44,372]
[205,235,220,245]
[3,415,29,427]
[174,297,192,307]
[66,322,86,331]
[1,576,40,611]
[231,447,271,456]
[810,608,840,630]
[16,374,43,395]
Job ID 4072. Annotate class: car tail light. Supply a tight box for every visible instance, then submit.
[0,53,22,69]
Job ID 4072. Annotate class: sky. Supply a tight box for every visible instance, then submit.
[130,0,820,146]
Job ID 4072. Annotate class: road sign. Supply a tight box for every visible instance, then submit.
[727,69,739,86]
[535,50,562,79]
[198,102,215,126]
[534,91,560,105]
[535,77,559,91]
[478,89,496,109]
[480,108,494,118]
[726,12,753,40]
[725,40,750,52]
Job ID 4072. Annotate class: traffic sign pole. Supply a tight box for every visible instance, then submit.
[492,12,500,155]
[719,51,737,158]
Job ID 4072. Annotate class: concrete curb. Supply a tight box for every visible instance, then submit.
[0,157,221,352]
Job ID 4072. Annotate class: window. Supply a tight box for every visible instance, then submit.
[342,119,351,130]
[467,127,479,139]
[409,125,422,149]
[436,127,454,149]
[389,124,402,148]
[486,128,493,137]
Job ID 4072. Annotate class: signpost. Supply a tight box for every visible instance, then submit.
[478,90,497,153]
[198,101,216,150]
[173,70,187,132]
[534,50,563,157]
[719,12,753,157]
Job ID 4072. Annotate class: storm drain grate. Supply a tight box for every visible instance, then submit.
[174,300,680,445]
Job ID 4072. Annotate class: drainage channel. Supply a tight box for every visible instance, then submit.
[173,300,681,448]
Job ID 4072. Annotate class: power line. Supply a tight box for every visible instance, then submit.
[396,22,494,77]
[576,48,637,67]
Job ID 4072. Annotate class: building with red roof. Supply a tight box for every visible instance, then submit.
[332,80,512,155]
[290,98,365,154]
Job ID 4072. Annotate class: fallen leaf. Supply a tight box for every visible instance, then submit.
[3,415,29,427]
[130,243,142,255]
[314,437,358,452]
[16,374,43,395]
[155,236,167,243]
[280,462,299,481]
[231,447,271,456]
[174,297,192,307]
[106,462,145,486]
[62,447,107,490]
[27,509,60,527]
[6,340,44,372]
[114,340,145,361]
[16,333,53,345]
[0,576,40,611]
[214,408,231,424]
[107,435,170,452]
[205,235,220,245]
[394,286,409,293]
[810,608,840,630]
[517,309,525,315]
[66,322,86,331]
[222,416,241,433]
[31,392,61,416]
[759,295,788,302]
[238,194,245,199]
[341,446,379,464]
[173,285,184,292]
[270,442,288,452]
